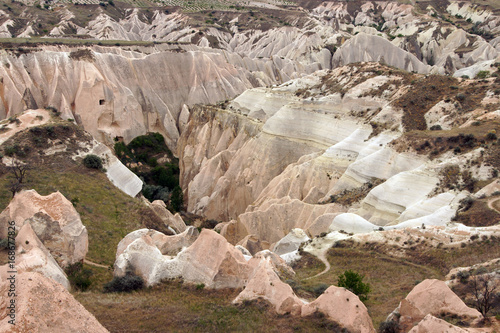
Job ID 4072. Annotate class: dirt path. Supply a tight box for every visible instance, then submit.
[304,250,331,280]
[487,198,500,215]
[84,259,110,269]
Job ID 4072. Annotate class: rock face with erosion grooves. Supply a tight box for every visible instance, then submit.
[0,190,88,267]
[393,279,482,332]
[14,224,70,290]
[301,286,375,333]
[0,271,108,332]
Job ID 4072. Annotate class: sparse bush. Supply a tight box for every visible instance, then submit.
[169,186,183,212]
[457,270,471,284]
[83,154,103,170]
[476,71,489,79]
[430,124,442,131]
[103,273,144,293]
[486,132,497,141]
[337,270,371,301]
[456,93,466,102]
[311,283,329,296]
[196,283,205,290]
[66,262,93,291]
[378,320,399,333]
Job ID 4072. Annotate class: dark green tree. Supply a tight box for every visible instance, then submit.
[337,270,371,301]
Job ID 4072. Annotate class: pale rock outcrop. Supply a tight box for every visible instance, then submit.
[272,228,310,256]
[149,200,187,234]
[0,190,88,267]
[14,224,70,290]
[393,279,481,332]
[332,33,431,74]
[248,250,296,279]
[474,179,500,198]
[116,227,199,258]
[408,314,474,333]
[115,228,251,288]
[239,198,342,244]
[72,140,142,197]
[329,213,379,234]
[233,257,302,315]
[114,233,182,286]
[0,271,108,332]
[301,286,376,333]
[177,229,251,289]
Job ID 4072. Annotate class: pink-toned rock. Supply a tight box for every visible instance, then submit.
[396,279,482,332]
[233,257,302,315]
[0,190,88,267]
[301,286,375,333]
[0,271,108,332]
[217,220,249,245]
[237,234,270,255]
[14,224,69,290]
[178,229,251,288]
[149,200,187,234]
[248,250,295,279]
[408,314,470,333]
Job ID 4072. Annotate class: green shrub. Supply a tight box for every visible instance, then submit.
[142,184,170,203]
[337,270,371,301]
[486,132,497,140]
[103,273,144,293]
[83,154,103,169]
[476,70,489,79]
[429,124,442,131]
[66,262,93,291]
[169,186,184,212]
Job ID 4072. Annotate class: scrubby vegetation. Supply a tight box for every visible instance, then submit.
[83,154,103,170]
[103,273,144,293]
[66,262,94,291]
[337,270,371,301]
[114,133,183,211]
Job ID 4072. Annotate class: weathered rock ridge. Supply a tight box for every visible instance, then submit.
[179,63,500,244]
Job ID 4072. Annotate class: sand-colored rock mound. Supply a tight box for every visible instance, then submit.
[114,228,250,288]
[0,271,108,332]
[408,314,470,333]
[394,279,482,332]
[177,229,251,289]
[14,224,69,290]
[233,257,302,315]
[301,286,375,333]
[0,190,88,267]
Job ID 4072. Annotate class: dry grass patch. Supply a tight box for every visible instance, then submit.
[76,279,346,332]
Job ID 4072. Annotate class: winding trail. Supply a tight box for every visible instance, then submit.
[487,197,500,215]
[84,259,110,269]
[304,250,331,280]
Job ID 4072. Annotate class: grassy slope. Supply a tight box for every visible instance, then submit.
[0,120,146,289]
